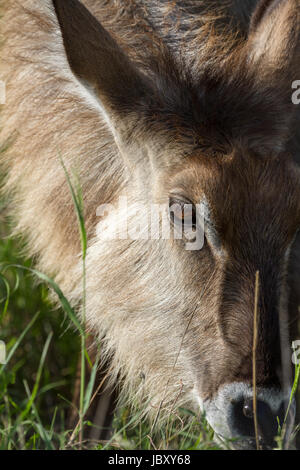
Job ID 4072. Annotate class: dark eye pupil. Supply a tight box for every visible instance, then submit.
[169,200,197,229]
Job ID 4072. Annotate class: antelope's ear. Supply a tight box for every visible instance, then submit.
[248,0,300,78]
[52,0,151,138]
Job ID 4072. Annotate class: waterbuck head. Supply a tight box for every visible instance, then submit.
[53,0,300,449]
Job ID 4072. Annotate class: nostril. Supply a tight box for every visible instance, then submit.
[231,399,256,438]
[256,399,278,444]
[231,397,281,447]
[243,399,254,419]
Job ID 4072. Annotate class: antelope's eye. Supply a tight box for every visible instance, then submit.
[169,198,197,229]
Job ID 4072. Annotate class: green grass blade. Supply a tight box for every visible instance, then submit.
[83,350,100,416]
[60,157,87,259]
[1,265,83,335]
[0,310,41,373]
[19,331,53,422]
[0,273,10,323]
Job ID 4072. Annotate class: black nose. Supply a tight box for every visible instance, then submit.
[231,398,285,449]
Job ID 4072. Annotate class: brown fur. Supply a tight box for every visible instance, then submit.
[1,0,300,423]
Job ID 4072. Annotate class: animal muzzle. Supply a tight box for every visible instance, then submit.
[202,383,295,450]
